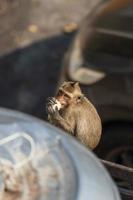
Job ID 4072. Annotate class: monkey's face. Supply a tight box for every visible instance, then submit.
[56,82,82,108]
[56,90,70,108]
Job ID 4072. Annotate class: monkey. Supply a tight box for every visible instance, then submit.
[46,81,102,150]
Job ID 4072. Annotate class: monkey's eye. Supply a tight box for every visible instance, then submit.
[58,90,63,96]
[64,93,70,99]
[77,96,81,100]
[76,96,82,102]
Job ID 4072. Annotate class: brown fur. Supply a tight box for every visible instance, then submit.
[46,82,102,150]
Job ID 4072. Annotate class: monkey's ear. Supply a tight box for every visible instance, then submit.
[74,82,79,87]
[74,82,79,86]
[69,82,76,86]
[70,82,79,87]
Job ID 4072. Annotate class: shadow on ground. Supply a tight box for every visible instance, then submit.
[0,32,75,119]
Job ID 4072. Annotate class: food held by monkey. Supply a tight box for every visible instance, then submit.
[47,98,62,112]
[46,81,102,150]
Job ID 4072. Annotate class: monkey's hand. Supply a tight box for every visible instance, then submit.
[46,97,75,135]
[46,97,61,115]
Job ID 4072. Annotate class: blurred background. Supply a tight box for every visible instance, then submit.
[0,0,97,119]
[0,0,133,199]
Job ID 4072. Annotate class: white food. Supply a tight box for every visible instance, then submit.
[52,99,62,111]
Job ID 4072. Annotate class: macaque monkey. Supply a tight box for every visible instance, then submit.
[46,82,102,150]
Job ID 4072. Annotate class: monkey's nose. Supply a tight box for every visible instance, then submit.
[57,96,64,101]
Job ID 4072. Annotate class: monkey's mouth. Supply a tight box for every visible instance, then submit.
[60,103,68,109]
[57,97,67,107]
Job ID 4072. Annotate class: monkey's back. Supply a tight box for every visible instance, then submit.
[75,97,102,150]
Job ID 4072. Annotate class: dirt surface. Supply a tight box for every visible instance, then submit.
[0,0,100,54]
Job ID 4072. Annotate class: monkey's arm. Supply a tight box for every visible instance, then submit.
[49,110,75,135]
[46,97,76,134]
